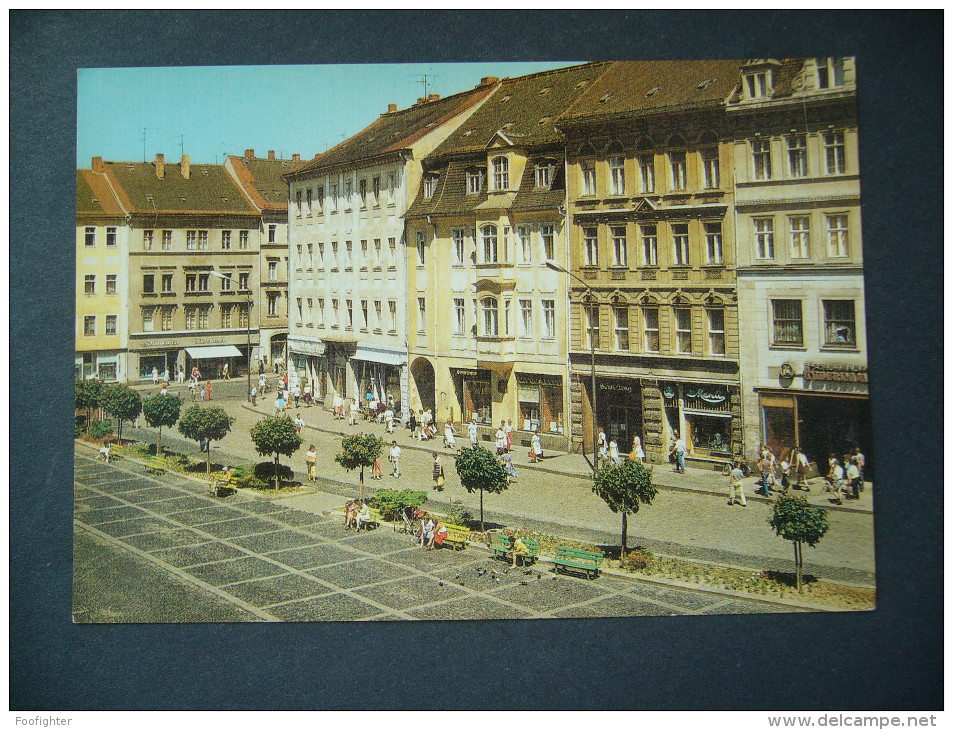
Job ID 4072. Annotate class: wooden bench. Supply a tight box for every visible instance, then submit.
[490,534,540,565]
[553,546,604,579]
[356,507,382,531]
[209,474,240,498]
[144,455,167,474]
[441,523,470,550]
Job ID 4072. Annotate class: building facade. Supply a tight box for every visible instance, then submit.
[728,58,868,472]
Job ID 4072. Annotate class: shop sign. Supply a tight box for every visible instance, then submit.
[684,385,727,404]
[140,339,179,348]
[803,363,868,383]
[454,368,490,381]
[517,373,563,386]
[662,385,676,400]
[599,380,635,395]
[196,338,227,345]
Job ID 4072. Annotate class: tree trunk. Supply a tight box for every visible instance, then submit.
[480,488,485,532]
[157,426,162,455]
[206,442,211,475]
[359,465,365,501]
[621,511,628,559]
[275,454,281,490]
[795,541,803,593]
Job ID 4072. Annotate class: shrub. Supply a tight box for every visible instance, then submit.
[253,461,295,485]
[445,501,474,527]
[90,420,114,440]
[622,548,654,571]
[75,418,84,439]
[367,489,427,520]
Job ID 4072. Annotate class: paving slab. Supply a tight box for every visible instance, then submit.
[93,516,175,538]
[222,573,333,608]
[229,529,323,554]
[183,556,287,586]
[353,575,467,610]
[552,594,680,618]
[406,596,534,621]
[267,593,385,622]
[121,528,211,553]
[264,543,364,570]
[151,542,249,568]
[195,516,284,540]
[308,558,415,590]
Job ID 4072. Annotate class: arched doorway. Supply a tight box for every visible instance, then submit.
[410,357,436,414]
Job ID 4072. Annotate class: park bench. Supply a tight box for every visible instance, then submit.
[144,455,167,474]
[357,507,382,531]
[553,546,604,579]
[208,473,240,498]
[490,534,540,566]
[441,523,470,551]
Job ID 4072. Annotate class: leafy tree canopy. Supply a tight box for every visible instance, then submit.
[75,379,105,411]
[454,446,508,496]
[335,433,384,472]
[178,406,235,444]
[102,384,142,423]
[769,496,829,548]
[142,393,182,430]
[250,416,302,459]
[592,461,658,515]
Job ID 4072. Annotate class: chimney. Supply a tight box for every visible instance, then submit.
[480,76,499,86]
[244,148,255,159]
[292,153,300,162]
[428,93,440,102]
[417,97,426,105]
[268,150,275,160]
[92,156,104,174]
[181,154,190,179]
[388,103,397,113]
[155,153,165,179]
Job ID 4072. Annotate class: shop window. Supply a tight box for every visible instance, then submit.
[517,379,564,434]
[463,376,492,425]
[823,300,856,347]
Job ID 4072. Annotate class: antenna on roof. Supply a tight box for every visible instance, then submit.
[177,133,184,158]
[416,73,438,98]
[140,127,147,162]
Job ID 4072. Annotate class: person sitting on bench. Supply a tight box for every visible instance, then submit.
[355,500,372,530]
[508,535,530,567]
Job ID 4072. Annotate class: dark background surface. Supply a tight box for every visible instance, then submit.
[10,10,943,710]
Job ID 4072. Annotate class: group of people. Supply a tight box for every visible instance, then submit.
[597,428,646,468]
[414,511,449,550]
[825,448,866,504]
[369,441,402,481]
[343,499,373,531]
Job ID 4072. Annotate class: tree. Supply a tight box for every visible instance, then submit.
[769,495,830,592]
[250,416,302,490]
[178,406,235,474]
[335,433,384,500]
[454,446,508,532]
[592,461,658,558]
[101,384,142,443]
[75,378,105,432]
[142,393,182,455]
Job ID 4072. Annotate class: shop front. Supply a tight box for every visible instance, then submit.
[515,373,565,437]
[133,338,181,381]
[452,367,493,426]
[185,344,246,381]
[661,381,738,464]
[75,352,123,382]
[595,377,643,455]
[352,346,405,417]
[289,338,328,405]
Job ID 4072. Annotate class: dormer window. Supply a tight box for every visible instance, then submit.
[491,156,509,191]
[816,58,845,89]
[424,175,438,199]
[744,70,772,99]
[466,168,484,195]
[534,161,554,189]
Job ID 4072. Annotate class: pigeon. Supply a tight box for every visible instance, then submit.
[438,580,444,587]
[536,574,541,581]
[454,574,461,581]
[502,568,509,575]
[524,570,534,575]
[520,580,530,586]
[495,578,501,584]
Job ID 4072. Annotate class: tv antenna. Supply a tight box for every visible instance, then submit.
[140,127,147,162]
[176,133,184,158]
[416,73,438,98]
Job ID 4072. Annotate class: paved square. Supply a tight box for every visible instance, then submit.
[139,495,214,515]
[265,543,363,570]
[167,505,247,526]
[230,529,323,553]
[119,486,187,504]
[151,542,249,568]
[353,575,467,610]
[183,556,287,586]
[222,573,334,608]
[405,596,534,621]
[308,558,415,589]
[78,505,150,524]
[120,528,210,553]
[195,516,283,540]
[266,593,385,622]
[94,516,174,538]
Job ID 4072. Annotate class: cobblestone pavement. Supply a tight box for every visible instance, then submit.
[74,449,795,622]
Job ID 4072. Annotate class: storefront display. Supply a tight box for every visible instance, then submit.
[663,381,734,458]
[454,368,492,425]
[596,378,642,454]
[516,373,564,434]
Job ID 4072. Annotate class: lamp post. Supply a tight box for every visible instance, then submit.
[209,271,253,402]
[545,259,598,476]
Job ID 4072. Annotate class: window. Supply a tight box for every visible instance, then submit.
[105,274,117,294]
[196,231,207,250]
[360,240,368,268]
[480,225,498,264]
[454,298,466,335]
[701,148,720,189]
[388,238,397,268]
[306,188,313,214]
[416,231,426,266]
[193,273,206,292]
[185,307,196,330]
[675,307,692,354]
[481,298,499,336]
[222,304,233,329]
[753,138,772,180]
[519,299,533,338]
[141,308,154,332]
[161,307,173,331]
[374,239,382,268]
[824,131,846,174]
[238,304,249,328]
[315,243,322,268]
[643,307,660,352]
[162,230,172,250]
[466,169,483,194]
[360,299,368,330]
[611,226,627,267]
[542,300,555,339]
[295,244,303,269]
[239,230,249,249]
[388,174,396,200]
[268,260,278,281]
[306,299,313,325]
[238,272,249,291]
[826,214,849,257]
[417,297,427,333]
[221,230,231,250]
[609,156,625,196]
[708,309,726,356]
[268,292,280,318]
[517,226,532,264]
[345,299,353,329]
[359,179,367,206]
[83,315,96,336]
[344,180,352,207]
[704,222,723,264]
[824,300,856,346]
[143,230,153,250]
[197,307,209,330]
[581,160,596,196]
[535,162,553,189]
[641,225,658,266]
[614,307,629,351]
[84,227,96,247]
[638,155,655,193]
[670,151,687,191]
[331,185,339,211]
[744,70,771,99]
[372,300,381,330]
[186,230,197,250]
[504,299,511,336]
[296,190,303,216]
[583,227,598,266]
[816,57,845,89]
[789,217,811,258]
[372,176,381,203]
[541,225,555,261]
[672,223,690,265]
[452,228,466,266]
[772,299,803,346]
[161,273,173,292]
[268,224,277,244]
[787,135,808,178]
[317,186,324,212]
[345,241,353,269]
[331,241,339,268]
[754,218,775,259]
[331,299,340,327]
[142,273,154,294]
[106,227,117,247]
[84,274,96,295]
[585,303,599,349]
[317,299,325,327]
[424,175,438,199]
[491,156,509,190]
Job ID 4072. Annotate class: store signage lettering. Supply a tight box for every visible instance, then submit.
[685,386,727,405]
[196,338,227,345]
[802,363,868,383]
[142,340,179,348]
[599,381,634,395]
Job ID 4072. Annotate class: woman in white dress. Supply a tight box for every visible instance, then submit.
[632,436,645,464]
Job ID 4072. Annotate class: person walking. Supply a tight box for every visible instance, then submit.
[432,453,445,491]
[846,456,862,500]
[631,435,645,464]
[468,418,478,449]
[384,407,395,434]
[189,378,198,402]
[250,385,257,406]
[795,447,810,491]
[293,413,305,434]
[597,428,608,467]
[305,444,317,482]
[853,447,866,489]
[371,453,383,481]
[348,398,359,426]
[443,418,457,449]
[673,432,687,474]
[495,422,507,456]
[204,381,213,402]
[501,450,518,482]
[222,362,229,380]
[727,460,747,507]
[389,440,401,478]
[292,384,301,408]
[531,430,543,463]
[609,438,621,466]
[151,367,159,385]
[177,366,185,385]
[504,419,515,452]
[758,453,774,497]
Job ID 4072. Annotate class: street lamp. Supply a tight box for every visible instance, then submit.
[209,271,253,402]
[545,259,598,476]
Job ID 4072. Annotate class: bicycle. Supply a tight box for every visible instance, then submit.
[721,456,751,477]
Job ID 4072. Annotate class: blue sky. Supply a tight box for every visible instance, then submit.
[76,62,579,167]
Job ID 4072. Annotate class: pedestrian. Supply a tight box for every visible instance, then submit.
[427,520,449,551]
[853,447,866,488]
[250,385,257,406]
[495,422,507,456]
[355,500,372,531]
[531,430,543,463]
[727,460,747,507]
[384,407,395,434]
[259,359,265,376]
[420,514,435,548]
[189,378,197,401]
[258,373,267,394]
[673,432,687,473]
[795,447,810,491]
[407,409,418,435]
[217,363,223,380]
[468,417,478,448]
[204,381,212,402]
[160,382,168,396]
[177,365,185,384]
[389,440,401,478]
[597,428,608,466]
[372,453,383,480]
[501,450,518,482]
[332,394,343,420]
[847,457,862,500]
[780,456,792,495]
[443,418,456,449]
[504,419,515,452]
[303,382,312,407]
[98,437,111,463]
[758,453,774,497]
[222,362,229,380]
[293,413,305,434]
[826,458,845,504]
[432,453,445,491]
[349,398,359,426]
[293,384,301,408]
[152,367,159,385]
[306,444,317,482]
[609,438,621,465]
[275,393,286,414]
[631,435,645,464]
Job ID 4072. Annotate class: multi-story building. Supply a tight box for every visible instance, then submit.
[557,61,748,467]
[225,149,301,366]
[76,168,129,381]
[285,79,499,413]
[405,63,612,451]
[727,58,868,472]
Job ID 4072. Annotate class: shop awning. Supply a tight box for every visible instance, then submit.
[185,345,243,359]
[351,347,405,367]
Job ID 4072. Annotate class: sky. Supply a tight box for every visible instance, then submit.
[76,62,580,167]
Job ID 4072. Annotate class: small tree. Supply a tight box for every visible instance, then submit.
[178,406,235,474]
[142,393,182,455]
[75,379,105,432]
[335,433,384,500]
[101,384,142,443]
[250,416,302,490]
[769,495,830,592]
[454,446,508,532]
[592,461,658,558]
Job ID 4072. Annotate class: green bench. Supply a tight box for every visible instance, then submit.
[441,523,470,550]
[209,474,240,498]
[144,455,167,474]
[553,546,604,579]
[490,534,540,565]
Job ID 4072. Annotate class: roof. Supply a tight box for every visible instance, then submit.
[76,169,125,217]
[227,155,298,211]
[430,62,612,157]
[559,60,748,125]
[288,81,500,177]
[102,160,258,215]
[725,59,808,105]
